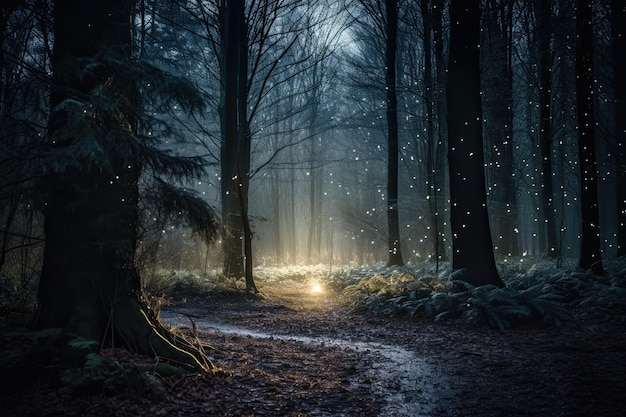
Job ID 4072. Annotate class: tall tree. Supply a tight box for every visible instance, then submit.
[446,0,503,286]
[575,0,603,272]
[37,0,212,370]
[184,0,325,275]
[218,0,257,291]
[384,0,404,266]
[536,0,558,258]
[219,0,246,280]
[482,0,518,259]
[432,0,449,264]
[611,0,626,257]
[420,0,448,267]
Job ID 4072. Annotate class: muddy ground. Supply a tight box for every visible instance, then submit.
[3,278,626,416]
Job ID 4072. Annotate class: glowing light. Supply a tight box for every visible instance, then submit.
[310,282,323,294]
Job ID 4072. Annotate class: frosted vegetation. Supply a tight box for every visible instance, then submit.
[144,257,626,332]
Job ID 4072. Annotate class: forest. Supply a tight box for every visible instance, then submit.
[1,0,626,415]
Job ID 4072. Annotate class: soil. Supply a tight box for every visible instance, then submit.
[2,278,626,416]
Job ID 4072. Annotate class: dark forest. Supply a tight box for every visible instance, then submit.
[1,0,625,416]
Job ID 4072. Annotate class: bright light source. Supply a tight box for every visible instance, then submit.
[310,282,323,294]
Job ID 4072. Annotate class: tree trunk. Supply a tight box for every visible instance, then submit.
[537,0,558,258]
[220,0,245,279]
[575,0,604,273]
[236,3,257,292]
[611,0,626,257]
[446,0,503,287]
[432,0,449,265]
[385,0,404,267]
[483,0,518,259]
[421,0,445,265]
[37,0,207,372]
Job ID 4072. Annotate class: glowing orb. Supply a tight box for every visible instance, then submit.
[310,282,323,294]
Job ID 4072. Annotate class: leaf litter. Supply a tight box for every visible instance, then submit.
[3,266,626,416]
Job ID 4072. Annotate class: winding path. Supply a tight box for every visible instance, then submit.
[159,275,626,417]
[161,310,448,416]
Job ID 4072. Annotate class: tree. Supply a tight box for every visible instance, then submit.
[180,0,332,274]
[351,0,404,266]
[574,0,603,272]
[482,0,518,259]
[611,0,626,257]
[36,0,214,370]
[383,0,403,266]
[420,0,448,268]
[218,0,258,290]
[536,0,558,258]
[446,0,503,286]
[0,2,48,278]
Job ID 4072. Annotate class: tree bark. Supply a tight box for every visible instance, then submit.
[385,0,404,267]
[446,0,503,287]
[575,0,603,273]
[37,0,208,372]
[421,0,447,266]
[220,0,245,279]
[536,0,558,258]
[432,0,449,265]
[483,0,518,259]
[611,0,626,257]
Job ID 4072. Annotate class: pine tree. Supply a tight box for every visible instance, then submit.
[37,0,216,370]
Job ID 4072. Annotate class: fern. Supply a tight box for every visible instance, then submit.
[337,259,626,328]
[84,353,103,370]
[67,336,100,351]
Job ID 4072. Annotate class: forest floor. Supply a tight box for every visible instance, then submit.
[3,275,626,416]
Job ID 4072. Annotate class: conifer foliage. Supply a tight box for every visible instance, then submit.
[37,0,216,371]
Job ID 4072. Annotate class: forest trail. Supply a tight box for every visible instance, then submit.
[3,274,626,416]
[161,277,449,416]
[159,274,626,417]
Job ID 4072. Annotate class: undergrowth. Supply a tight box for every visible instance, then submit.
[140,258,626,331]
[339,257,626,330]
[143,269,248,300]
[0,326,214,400]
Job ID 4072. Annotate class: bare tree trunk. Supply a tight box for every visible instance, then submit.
[611,0,626,257]
[536,0,558,258]
[432,0,449,264]
[575,0,603,273]
[220,0,245,279]
[421,0,448,268]
[446,0,503,287]
[385,0,404,267]
[236,3,257,292]
[483,0,518,259]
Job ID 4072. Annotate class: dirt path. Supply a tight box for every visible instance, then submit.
[5,277,625,416]
[161,278,626,417]
[161,279,453,416]
[161,311,446,416]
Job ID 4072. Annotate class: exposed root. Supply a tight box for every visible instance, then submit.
[112,295,211,373]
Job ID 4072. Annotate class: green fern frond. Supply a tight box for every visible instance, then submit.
[84,353,103,370]
[67,337,100,351]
